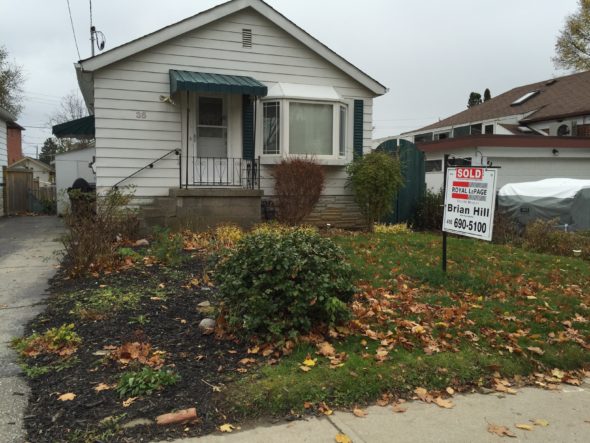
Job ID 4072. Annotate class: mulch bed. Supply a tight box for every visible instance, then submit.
[21,255,255,442]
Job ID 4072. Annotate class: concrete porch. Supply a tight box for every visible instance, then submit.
[140,187,264,232]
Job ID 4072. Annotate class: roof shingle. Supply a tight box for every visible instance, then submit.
[410,70,590,133]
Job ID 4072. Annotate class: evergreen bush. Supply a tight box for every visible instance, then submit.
[215,228,354,340]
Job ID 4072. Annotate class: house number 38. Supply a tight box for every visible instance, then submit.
[136,111,147,119]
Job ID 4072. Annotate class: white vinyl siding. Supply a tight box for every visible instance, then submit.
[92,8,376,199]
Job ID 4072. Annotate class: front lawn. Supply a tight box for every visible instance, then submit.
[226,231,590,417]
[16,229,590,441]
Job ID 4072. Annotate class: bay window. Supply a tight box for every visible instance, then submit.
[260,99,349,158]
[289,102,333,155]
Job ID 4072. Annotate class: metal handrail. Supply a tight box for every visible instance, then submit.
[112,148,180,189]
[191,156,260,189]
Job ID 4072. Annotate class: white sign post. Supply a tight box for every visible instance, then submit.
[442,167,498,241]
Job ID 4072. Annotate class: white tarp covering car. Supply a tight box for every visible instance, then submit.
[498,178,590,231]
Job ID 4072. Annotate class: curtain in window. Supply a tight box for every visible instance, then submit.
[289,103,333,155]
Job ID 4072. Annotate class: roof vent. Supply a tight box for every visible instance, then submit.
[511,90,540,106]
[242,29,252,48]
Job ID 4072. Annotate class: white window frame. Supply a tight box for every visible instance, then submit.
[256,98,351,161]
[262,101,281,155]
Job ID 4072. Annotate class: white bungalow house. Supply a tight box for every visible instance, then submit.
[375,70,590,191]
[54,0,386,229]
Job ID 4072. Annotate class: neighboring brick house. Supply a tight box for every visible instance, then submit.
[377,70,590,190]
[7,121,24,165]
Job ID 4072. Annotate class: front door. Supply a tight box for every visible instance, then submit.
[194,96,228,185]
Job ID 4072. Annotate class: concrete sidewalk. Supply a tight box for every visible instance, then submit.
[0,216,64,443]
[173,380,590,443]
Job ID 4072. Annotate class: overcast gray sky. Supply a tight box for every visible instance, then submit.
[0,0,579,157]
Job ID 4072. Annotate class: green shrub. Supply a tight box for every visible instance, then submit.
[346,151,404,230]
[215,229,355,340]
[151,228,184,266]
[116,367,179,398]
[271,157,325,225]
[411,188,444,231]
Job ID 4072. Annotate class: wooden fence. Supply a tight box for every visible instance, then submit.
[3,168,56,215]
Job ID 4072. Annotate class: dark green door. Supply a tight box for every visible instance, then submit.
[376,139,425,224]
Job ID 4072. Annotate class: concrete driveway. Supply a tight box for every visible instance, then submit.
[0,216,64,443]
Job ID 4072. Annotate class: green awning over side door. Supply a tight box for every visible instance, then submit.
[52,115,95,139]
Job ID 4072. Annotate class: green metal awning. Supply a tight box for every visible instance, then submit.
[52,115,95,139]
[169,70,268,96]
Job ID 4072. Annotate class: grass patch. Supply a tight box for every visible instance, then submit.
[225,231,590,417]
[20,357,80,379]
[66,414,126,443]
[70,287,142,320]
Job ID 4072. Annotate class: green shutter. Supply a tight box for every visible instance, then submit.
[242,95,255,160]
[353,99,364,158]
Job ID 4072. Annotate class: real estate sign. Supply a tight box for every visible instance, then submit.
[442,167,498,241]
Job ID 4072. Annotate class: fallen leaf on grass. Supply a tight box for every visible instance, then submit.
[219,423,235,433]
[238,358,256,365]
[527,346,545,356]
[433,397,454,409]
[515,424,534,431]
[317,342,336,357]
[411,324,426,335]
[532,419,549,427]
[446,387,455,396]
[247,346,260,354]
[487,424,516,438]
[122,397,137,407]
[303,401,313,409]
[299,365,312,373]
[335,433,352,443]
[58,393,76,401]
[302,354,316,367]
[352,407,367,418]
